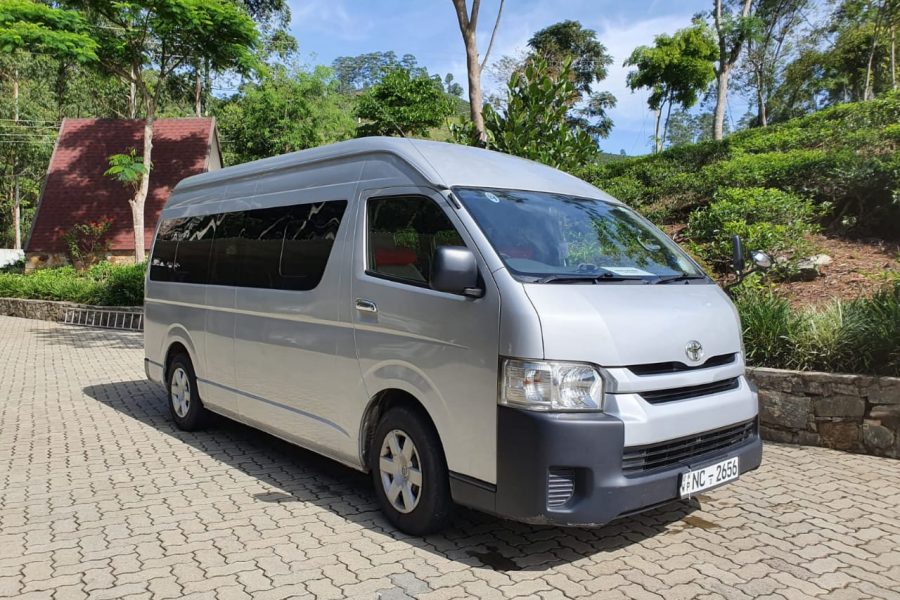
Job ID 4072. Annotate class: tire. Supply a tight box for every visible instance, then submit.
[370,406,453,535]
[166,353,208,431]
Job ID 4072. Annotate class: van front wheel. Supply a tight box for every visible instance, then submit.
[371,407,453,535]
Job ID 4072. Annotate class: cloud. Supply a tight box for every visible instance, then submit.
[598,14,698,120]
[287,0,373,42]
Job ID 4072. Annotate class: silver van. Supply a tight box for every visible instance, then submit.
[144,137,761,534]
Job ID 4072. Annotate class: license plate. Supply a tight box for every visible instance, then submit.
[679,457,739,498]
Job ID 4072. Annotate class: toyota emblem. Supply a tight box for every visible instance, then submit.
[685,340,704,362]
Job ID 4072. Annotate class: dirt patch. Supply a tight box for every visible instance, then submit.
[665,224,899,307]
[774,235,899,307]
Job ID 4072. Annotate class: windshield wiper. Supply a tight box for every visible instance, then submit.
[535,273,645,284]
[654,274,707,284]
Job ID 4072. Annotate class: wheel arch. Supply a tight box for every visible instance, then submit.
[162,328,197,383]
[358,388,447,473]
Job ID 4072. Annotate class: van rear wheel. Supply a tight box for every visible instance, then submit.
[371,406,453,535]
[166,353,208,431]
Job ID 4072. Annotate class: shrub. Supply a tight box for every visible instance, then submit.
[0,262,144,306]
[686,187,821,275]
[0,257,25,274]
[587,92,900,237]
[89,263,146,305]
[734,281,900,376]
[63,217,113,270]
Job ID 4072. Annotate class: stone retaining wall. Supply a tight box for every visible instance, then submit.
[0,297,142,324]
[748,367,900,458]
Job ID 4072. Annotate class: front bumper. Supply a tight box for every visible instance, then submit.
[450,406,762,526]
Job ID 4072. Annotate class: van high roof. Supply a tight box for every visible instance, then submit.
[171,137,616,206]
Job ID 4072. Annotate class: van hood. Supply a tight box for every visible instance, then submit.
[523,283,741,367]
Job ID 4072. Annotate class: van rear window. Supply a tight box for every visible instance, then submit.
[149,200,347,291]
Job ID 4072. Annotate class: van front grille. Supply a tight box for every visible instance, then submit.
[547,468,576,508]
[639,377,740,404]
[628,353,735,376]
[622,419,756,474]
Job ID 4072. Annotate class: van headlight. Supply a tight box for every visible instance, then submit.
[500,359,604,411]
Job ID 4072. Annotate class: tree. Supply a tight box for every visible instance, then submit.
[355,67,454,137]
[444,73,463,96]
[711,0,755,140]
[5,1,259,262]
[766,0,899,116]
[528,20,617,140]
[479,57,598,173]
[625,22,718,152]
[485,20,617,139]
[333,51,401,92]
[0,0,97,248]
[528,20,613,92]
[665,108,717,147]
[450,0,505,145]
[740,0,810,126]
[214,64,356,164]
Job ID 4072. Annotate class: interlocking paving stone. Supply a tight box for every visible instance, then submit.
[1,315,899,599]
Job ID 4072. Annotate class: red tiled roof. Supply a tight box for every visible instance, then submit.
[27,118,216,253]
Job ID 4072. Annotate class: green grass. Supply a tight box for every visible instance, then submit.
[735,280,900,376]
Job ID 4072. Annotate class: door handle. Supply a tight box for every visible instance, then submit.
[355,298,377,313]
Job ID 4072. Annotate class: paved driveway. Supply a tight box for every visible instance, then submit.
[1,315,899,600]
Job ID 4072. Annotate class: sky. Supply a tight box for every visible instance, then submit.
[285,0,731,155]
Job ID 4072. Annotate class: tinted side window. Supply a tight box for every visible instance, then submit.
[149,218,185,282]
[208,212,242,287]
[367,196,465,285]
[173,216,215,284]
[207,200,348,291]
[280,201,347,290]
[234,207,291,289]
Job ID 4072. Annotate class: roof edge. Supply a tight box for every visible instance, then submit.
[24,118,66,253]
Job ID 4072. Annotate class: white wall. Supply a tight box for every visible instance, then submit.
[0,249,25,268]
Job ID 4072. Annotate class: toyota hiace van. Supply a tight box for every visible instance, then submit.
[144,137,762,534]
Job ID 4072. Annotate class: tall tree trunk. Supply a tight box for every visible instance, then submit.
[130,115,153,263]
[128,66,137,119]
[654,106,662,153]
[891,24,897,91]
[864,0,887,101]
[755,68,767,127]
[713,67,730,140]
[203,59,211,117]
[662,92,674,150]
[463,30,486,145]
[451,0,504,146]
[712,0,752,140]
[194,66,202,117]
[13,178,20,251]
[12,68,21,250]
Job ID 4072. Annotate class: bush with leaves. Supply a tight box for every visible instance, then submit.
[587,92,900,237]
[687,187,821,276]
[734,280,900,376]
[63,217,113,270]
[467,57,598,173]
[355,67,453,137]
[0,262,145,306]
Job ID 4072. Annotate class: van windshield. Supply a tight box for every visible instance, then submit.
[454,187,707,283]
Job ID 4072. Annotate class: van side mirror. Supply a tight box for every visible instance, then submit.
[431,246,482,298]
[731,235,745,274]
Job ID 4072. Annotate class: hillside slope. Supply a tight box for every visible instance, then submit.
[583,93,900,239]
